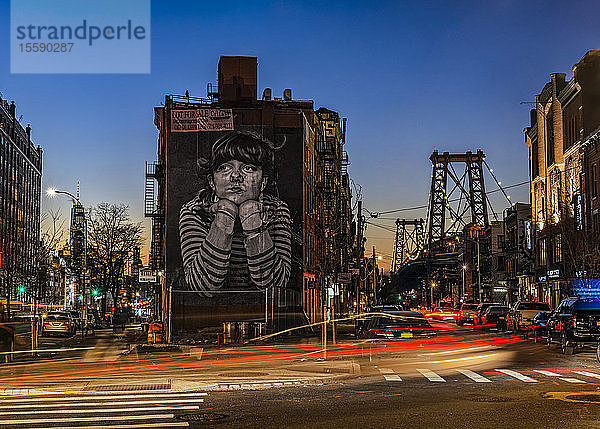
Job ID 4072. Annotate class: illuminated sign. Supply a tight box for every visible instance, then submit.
[525,220,532,250]
[574,194,583,231]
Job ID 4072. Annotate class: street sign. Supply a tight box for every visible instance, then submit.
[139,269,157,283]
[338,273,352,283]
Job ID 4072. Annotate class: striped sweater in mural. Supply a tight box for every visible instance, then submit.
[179,193,292,296]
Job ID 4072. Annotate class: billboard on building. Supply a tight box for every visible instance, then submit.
[170,108,234,132]
[162,104,304,329]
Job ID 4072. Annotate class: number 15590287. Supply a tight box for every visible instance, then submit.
[19,42,74,52]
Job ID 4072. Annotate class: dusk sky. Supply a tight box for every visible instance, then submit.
[2,0,600,268]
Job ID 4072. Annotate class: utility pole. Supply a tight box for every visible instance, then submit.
[477,233,482,302]
[372,246,377,305]
[356,201,363,313]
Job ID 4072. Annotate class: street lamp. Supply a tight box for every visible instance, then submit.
[46,187,88,318]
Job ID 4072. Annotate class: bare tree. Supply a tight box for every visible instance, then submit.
[40,209,66,251]
[86,203,144,314]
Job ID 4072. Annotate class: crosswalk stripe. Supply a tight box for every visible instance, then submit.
[0,392,207,403]
[559,378,586,383]
[572,370,600,380]
[416,368,445,382]
[533,370,586,383]
[0,413,175,425]
[0,398,204,410]
[378,368,402,381]
[0,405,199,416]
[457,369,491,383]
[496,369,537,382]
[534,370,561,376]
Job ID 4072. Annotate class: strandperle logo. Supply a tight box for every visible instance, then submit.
[10,0,151,74]
[16,20,147,46]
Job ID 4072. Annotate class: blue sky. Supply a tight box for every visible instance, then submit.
[2,0,600,267]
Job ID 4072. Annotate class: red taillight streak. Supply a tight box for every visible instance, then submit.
[0,334,523,385]
[572,315,577,328]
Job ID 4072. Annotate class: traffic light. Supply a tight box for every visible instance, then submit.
[78,295,83,302]
[18,286,25,293]
[92,289,99,296]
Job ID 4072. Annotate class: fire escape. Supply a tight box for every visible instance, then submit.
[145,161,164,271]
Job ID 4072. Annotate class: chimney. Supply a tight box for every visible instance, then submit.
[262,88,272,101]
[218,56,257,103]
[9,101,15,117]
[26,124,31,141]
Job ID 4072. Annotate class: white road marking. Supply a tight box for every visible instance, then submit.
[496,369,537,382]
[417,368,445,382]
[26,424,189,429]
[0,392,208,403]
[378,368,402,381]
[421,346,493,356]
[457,369,491,383]
[0,413,175,425]
[0,398,204,410]
[534,370,561,376]
[572,370,600,380]
[559,378,586,383]
[0,405,199,416]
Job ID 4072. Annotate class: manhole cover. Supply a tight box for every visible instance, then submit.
[177,412,228,422]
[469,395,512,403]
[566,394,600,403]
[217,372,268,377]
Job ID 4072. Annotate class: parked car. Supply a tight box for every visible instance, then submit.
[357,311,436,340]
[456,303,479,326]
[66,310,82,330]
[507,301,552,331]
[474,303,502,325]
[547,297,600,354]
[41,313,76,337]
[480,305,510,329]
[424,307,458,322]
[527,311,550,340]
[370,305,405,313]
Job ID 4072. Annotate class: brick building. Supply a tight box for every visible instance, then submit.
[147,56,354,330]
[524,50,600,306]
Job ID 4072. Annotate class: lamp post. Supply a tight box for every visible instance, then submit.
[462,265,467,303]
[47,187,88,322]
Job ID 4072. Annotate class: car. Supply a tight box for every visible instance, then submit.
[65,309,82,330]
[357,311,436,340]
[547,297,600,354]
[480,305,509,330]
[425,307,458,322]
[456,303,479,326]
[527,311,550,340]
[507,301,552,331]
[370,305,405,313]
[41,313,76,337]
[473,303,501,325]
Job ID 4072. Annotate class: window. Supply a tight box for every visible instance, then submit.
[555,234,562,263]
[593,163,599,199]
[539,239,547,266]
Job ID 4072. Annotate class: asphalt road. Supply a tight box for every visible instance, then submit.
[1,322,600,428]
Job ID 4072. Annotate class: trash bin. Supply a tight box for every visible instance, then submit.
[147,322,163,344]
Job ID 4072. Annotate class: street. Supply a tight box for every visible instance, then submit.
[1,321,600,428]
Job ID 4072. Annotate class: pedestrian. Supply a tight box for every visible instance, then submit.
[179,130,292,295]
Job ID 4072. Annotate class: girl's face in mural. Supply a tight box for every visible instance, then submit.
[211,159,265,205]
